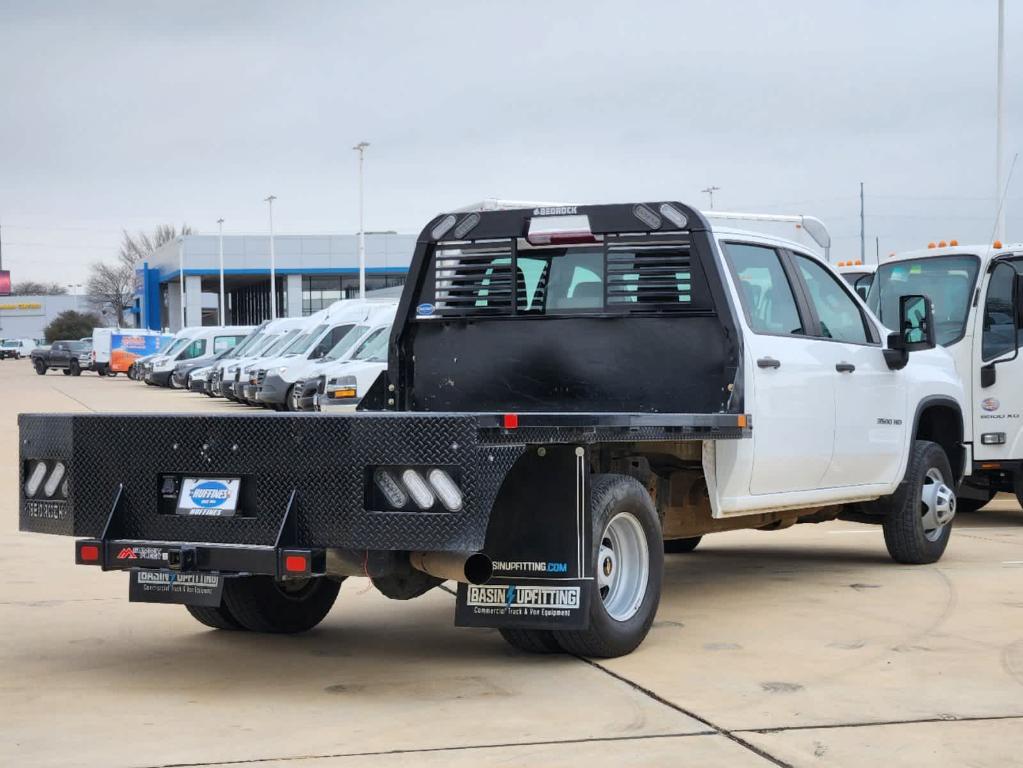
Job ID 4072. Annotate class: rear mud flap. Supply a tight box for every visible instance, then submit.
[129,570,224,607]
[456,445,593,630]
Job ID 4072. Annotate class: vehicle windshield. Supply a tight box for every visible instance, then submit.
[352,327,388,362]
[866,255,980,346]
[229,331,265,358]
[322,325,369,361]
[2,341,18,348]
[261,329,302,357]
[162,337,193,357]
[284,324,327,355]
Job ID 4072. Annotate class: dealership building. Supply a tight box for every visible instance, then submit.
[0,294,90,341]
[137,232,416,331]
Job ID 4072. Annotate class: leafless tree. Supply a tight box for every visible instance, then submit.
[10,281,68,295]
[85,223,193,326]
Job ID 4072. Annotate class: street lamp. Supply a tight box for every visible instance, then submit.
[217,218,226,325]
[265,196,277,320]
[701,186,721,210]
[353,141,369,299]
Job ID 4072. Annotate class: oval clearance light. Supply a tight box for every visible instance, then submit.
[401,469,436,510]
[431,214,457,240]
[633,204,662,230]
[374,469,408,509]
[453,212,481,239]
[25,461,48,498]
[43,462,66,498]
[427,469,463,512]
[659,203,688,229]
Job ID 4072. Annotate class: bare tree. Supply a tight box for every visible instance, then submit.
[85,261,135,324]
[118,223,193,270]
[10,281,68,295]
[85,223,193,326]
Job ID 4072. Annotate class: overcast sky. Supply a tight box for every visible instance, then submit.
[0,0,1020,285]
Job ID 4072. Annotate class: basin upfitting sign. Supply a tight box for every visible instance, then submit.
[176,478,241,516]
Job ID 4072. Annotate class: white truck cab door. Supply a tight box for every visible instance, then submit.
[974,259,1023,461]
[790,253,906,487]
[721,242,835,494]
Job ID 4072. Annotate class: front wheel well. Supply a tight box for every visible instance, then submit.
[914,402,964,481]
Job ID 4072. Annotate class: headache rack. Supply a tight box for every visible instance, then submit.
[428,234,711,319]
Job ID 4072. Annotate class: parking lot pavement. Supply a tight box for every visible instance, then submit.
[1,360,1022,767]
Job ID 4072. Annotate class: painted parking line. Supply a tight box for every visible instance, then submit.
[828,527,1021,535]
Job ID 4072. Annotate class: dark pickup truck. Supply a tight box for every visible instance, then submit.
[31,340,93,376]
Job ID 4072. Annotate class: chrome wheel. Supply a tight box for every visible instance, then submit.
[597,511,649,622]
[921,466,955,542]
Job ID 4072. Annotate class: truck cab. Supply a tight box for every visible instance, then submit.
[866,241,1023,511]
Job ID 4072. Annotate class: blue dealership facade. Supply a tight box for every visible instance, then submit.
[136,232,415,331]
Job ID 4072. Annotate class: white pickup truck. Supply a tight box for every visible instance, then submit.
[18,201,968,658]
[866,241,1023,513]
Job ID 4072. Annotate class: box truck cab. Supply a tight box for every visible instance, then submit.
[866,241,1023,512]
[257,301,398,410]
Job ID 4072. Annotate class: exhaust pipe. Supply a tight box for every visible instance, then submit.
[409,551,492,585]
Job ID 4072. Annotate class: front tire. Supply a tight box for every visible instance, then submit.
[186,603,245,631]
[69,360,81,376]
[882,440,955,564]
[222,575,342,633]
[61,369,71,376]
[34,360,47,375]
[552,474,663,658]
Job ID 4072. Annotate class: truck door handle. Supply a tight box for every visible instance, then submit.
[757,357,781,369]
[835,362,856,373]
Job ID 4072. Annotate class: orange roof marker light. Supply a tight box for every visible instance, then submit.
[938,240,948,247]
[949,239,959,246]
[994,240,1003,249]
[854,260,863,265]
[928,242,937,249]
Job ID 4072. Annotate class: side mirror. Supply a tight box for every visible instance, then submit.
[884,294,935,370]
[897,294,936,351]
[853,274,873,301]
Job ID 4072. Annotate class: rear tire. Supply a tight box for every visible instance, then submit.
[553,473,663,658]
[499,628,563,654]
[222,575,342,633]
[186,603,245,631]
[664,536,702,554]
[61,369,71,376]
[881,440,955,564]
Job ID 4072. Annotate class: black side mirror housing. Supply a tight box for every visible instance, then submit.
[884,294,936,370]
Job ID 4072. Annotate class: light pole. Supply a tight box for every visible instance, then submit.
[353,141,370,299]
[701,186,720,210]
[995,0,1006,241]
[217,218,226,325]
[178,237,185,329]
[265,196,277,320]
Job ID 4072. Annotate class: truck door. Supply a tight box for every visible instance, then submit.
[974,259,1023,462]
[52,343,68,366]
[790,253,906,487]
[722,243,835,494]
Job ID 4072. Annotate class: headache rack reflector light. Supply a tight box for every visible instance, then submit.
[526,214,597,246]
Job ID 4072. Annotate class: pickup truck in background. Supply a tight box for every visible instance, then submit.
[30,340,92,376]
[18,201,967,658]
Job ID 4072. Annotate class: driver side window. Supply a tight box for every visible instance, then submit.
[795,256,871,344]
[982,262,1019,361]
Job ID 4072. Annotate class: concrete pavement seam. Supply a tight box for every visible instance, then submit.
[137,731,716,768]
[736,713,1023,735]
[574,657,793,768]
